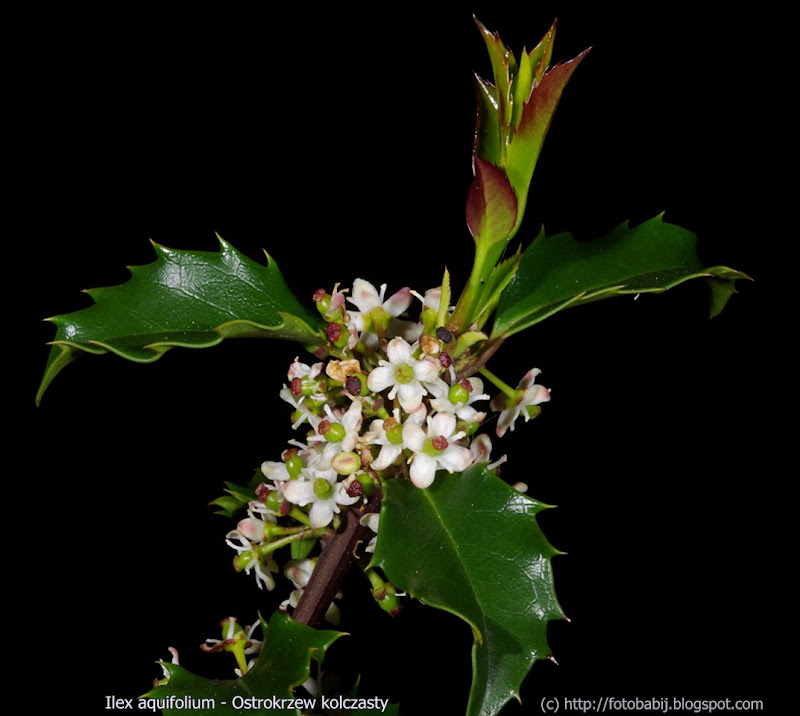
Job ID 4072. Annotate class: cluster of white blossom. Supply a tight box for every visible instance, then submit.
[224,279,551,601]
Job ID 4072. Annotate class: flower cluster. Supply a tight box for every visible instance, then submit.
[224,278,550,606]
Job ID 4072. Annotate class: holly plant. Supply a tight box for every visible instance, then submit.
[37,16,747,716]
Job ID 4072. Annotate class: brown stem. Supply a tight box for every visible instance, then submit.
[292,487,383,628]
[456,335,506,381]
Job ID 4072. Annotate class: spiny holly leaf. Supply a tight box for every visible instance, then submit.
[492,215,750,338]
[372,465,563,716]
[143,612,342,716]
[37,237,325,404]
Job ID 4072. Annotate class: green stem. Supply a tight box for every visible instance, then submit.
[288,507,311,526]
[479,367,517,399]
[364,567,386,592]
[449,242,491,334]
[257,528,328,557]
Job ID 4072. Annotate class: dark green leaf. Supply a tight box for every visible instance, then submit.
[372,465,563,716]
[492,215,750,338]
[142,612,342,716]
[37,237,325,403]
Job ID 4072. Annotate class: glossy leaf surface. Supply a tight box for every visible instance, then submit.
[372,465,563,716]
[143,612,341,716]
[492,215,749,338]
[37,238,324,403]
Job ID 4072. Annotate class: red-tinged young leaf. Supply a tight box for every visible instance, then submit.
[529,21,556,84]
[474,16,514,149]
[466,158,518,250]
[504,49,589,229]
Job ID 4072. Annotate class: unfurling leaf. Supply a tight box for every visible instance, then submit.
[37,237,325,403]
[472,17,588,245]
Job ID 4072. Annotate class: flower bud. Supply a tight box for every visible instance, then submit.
[331,451,361,476]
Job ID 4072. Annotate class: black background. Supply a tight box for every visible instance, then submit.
[24,4,782,714]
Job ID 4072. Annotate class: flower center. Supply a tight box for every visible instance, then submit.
[384,417,404,445]
[313,478,333,500]
[423,435,448,456]
[394,363,414,385]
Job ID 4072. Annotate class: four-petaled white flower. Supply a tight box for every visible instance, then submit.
[365,407,426,471]
[282,468,360,528]
[347,279,418,347]
[367,337,443,413]
[225,530,279,591]
[490,368,551,437]
[429,376,490,424]
[403,411,474,489]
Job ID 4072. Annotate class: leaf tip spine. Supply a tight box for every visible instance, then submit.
[215,233,233,253]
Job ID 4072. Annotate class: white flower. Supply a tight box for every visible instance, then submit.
[307,401,363,464]
[360,512,380,553]
[200,617,263,677]
[365,407,426,471]
[429,377,490,423]
[490,368,550,437]
[367,338,443,413]
[225,530,279,591]
[403,411,474,488]
[235,501,276,542]
[347,279,416,346]
[282,468,360,528]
